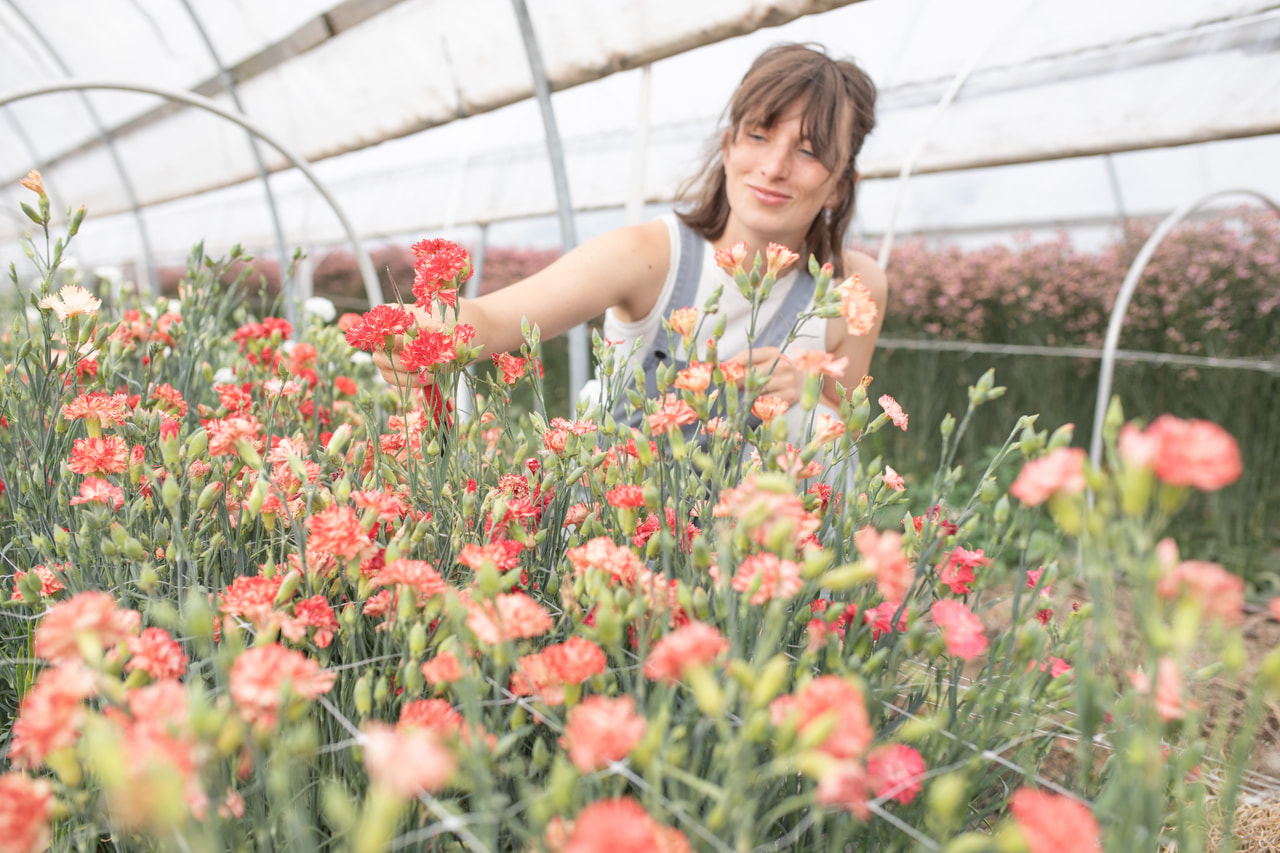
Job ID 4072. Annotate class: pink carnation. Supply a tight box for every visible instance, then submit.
[1009,447,1086,506]
[930,599,988,659]
[561,695,648,772]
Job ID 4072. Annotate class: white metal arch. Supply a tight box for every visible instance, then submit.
[0,80,382,312]
[1088,188,1280,471]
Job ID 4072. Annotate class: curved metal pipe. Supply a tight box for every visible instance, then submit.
[1088,189,1280,471]
[1,0,160,296]
[511,0,588,407]
[177,0,297,333]
[0,79,382,311]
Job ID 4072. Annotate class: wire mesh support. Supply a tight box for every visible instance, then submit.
[0,80,382,313]
[510,0,589,409]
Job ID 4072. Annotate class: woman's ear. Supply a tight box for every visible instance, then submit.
[720,130,732,165]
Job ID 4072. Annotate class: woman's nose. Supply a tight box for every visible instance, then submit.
[759,144,791,179]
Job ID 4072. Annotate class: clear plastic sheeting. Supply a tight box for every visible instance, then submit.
[2,0,1279,269]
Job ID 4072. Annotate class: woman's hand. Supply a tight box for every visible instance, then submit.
[725,345,806,406]
[371,305,441,391]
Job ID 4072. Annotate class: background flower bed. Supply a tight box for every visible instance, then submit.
[2,192,1277,852]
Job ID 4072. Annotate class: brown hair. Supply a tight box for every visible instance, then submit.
[676,43,877,278]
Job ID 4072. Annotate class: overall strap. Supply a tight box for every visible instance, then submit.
[755,262,818,350]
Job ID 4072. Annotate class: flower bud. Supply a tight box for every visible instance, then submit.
[353,675,372,717]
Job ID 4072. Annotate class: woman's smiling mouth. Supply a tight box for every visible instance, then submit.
[748,185,791,206]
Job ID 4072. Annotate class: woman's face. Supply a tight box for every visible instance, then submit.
[720,101,842,252]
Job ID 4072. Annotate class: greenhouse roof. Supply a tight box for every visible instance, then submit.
[2,0,1279,272]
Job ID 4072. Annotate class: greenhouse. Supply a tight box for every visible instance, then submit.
[1,0,1279,850]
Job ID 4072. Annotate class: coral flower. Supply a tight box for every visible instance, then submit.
[668,306,698,339]
[1154,554,1244,624]
[786,349,849,379]
[67,435,129,476]
[10,563,68,601]
[1008,788,1101,853]
[605,485,646,509]
[673,361,714,394]
[564,798,691,853]
[930,599,989,659]
[643,622,730,683]
[837,275,879,336]
[40,284,101,321]
[765,242,801,277]
[770,675,872,760]
[0,773,55,853]
[69,476,125,510]
[567,537,643,587]
[371,559,448,599]
[815,761,870,819]
[492,352,530,384]
[867,744,927,804]
[125,627,188,680]
[855,526,914,602]
[561,695,648,772]
[20,168,45,195]
[206,414,263,458]
[938,546,989,595]
[882,465,905,492]
[62,392,130,430]
[306,505,374,563]
[410,238,471,307]
[149,383,188,417]
[647,394,698,436]
[714,241,748,274]
[35,590,139,662]
[229,644,334,730]
[1009,447,1087,506]
[1144,414,1243,491]
[7,663,96,769]
[466,592,553,644]
[751,394,790,425]
[864,601,909,640]
[421,651,463,685]
[361,721,456,798]
[344,303,415,352]
[877,395,908,431]
[731,553,803,605]
[545,636,608,683]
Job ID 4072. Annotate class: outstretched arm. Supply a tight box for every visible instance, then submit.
[374,220,670,388]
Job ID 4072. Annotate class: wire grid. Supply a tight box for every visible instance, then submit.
[297,644,1280,853]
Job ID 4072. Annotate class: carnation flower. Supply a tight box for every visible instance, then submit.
[421,651,463,684]
[67,435,129,476]
[771,675,873,759]
[561,695,648,772]
[344,304,415,352]
[673,362,714,394]
[1154,547,1243,624]
[371,559,448,599]
[815,761,870,818]
[867,744,926,804]
[930,599,988,659]
[605,485,646,509]
[492,352,530,384]
[62,392,130,431]
[1009,447,1087,506]
[751,394,790,425]
[731,553,803,605]
[10,563,67,601]
[714,242,748,274]
[410,238,471,308]
[466,592,553,644]
[837,275,878,336]
[938,546,989,595]
[39,284,101,321]
[567,537,642,587]
[306,505,375,564]
[149,383,188,416]
[667,306,698,339]
[786,349,850,379]
[564,798,691,853]
[206,414,263,458]
[764,242,800,277]
[877,394,908,431]
[855,526,913,602]
[362,721,455,798]
[881,465,905,492]
[229,643,335,730]
[125,627,188,680]
[219,574,286,628]
[1008,788,1101,853]
[7,663,96,769]
[0,773,55,853]
[648,394,698,436]
[864,601,909,640]
[1139,415,1242,491]
[643,622,729,683]
[69,476,125,510]
[35,590,139,663]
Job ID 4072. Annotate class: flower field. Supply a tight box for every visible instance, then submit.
[2,185,1278,853]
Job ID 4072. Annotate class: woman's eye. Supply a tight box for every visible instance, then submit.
[799,147,816,158]
[748,133,766,142]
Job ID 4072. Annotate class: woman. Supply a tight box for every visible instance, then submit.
[375,43,885,431]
